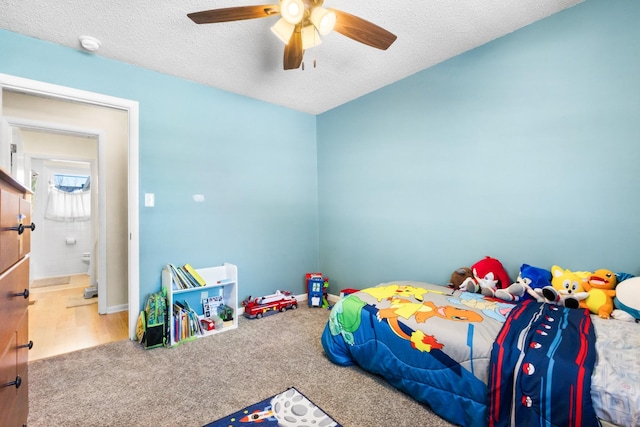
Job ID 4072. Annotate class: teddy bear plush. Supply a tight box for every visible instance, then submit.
[582,269,617,318]
[447,267,473,290]
[542,265,589,309]
[459,256,511,298]
[494,263,550,303]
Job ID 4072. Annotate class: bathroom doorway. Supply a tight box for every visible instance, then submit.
[4,113,127,360]
[5,115,109,314]
[0,73,140,342]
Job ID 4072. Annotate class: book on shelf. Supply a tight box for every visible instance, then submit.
[180,269,199,288]
[183,300,203,335]
[167,263,206,290]
[183,264,207,286]
[167,264,189,290]
[172,300,203,343]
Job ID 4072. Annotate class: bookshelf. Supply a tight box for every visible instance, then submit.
[161,262,238,347]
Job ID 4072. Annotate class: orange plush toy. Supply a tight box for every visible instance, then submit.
[583,269,617,319]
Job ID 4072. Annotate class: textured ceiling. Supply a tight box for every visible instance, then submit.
[0,0,583,114]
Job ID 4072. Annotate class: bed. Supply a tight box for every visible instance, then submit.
[321,281,639,427]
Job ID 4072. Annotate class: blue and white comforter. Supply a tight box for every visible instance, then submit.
[591,315,640,427]
[321,281,516,427]
[321,280,637,427]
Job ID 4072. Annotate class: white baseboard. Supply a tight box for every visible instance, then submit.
[327,293,340,304]
[295,292,340,305]
[107,303,128,314]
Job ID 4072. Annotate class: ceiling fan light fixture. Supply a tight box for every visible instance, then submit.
[301,25,321,50]
[280,0,304,24]
[271,18,295,44]
[310,7,336,35]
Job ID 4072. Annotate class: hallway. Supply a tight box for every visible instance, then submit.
[28,274,128,361]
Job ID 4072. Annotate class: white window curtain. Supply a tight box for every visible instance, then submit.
[45,184,91,221]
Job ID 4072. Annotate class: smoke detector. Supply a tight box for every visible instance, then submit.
[79,35,101,52]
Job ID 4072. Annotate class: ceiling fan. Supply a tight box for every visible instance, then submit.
[187,0,397,70]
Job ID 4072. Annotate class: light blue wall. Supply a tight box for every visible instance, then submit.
[0,30,319,309]
[317,0,640,292]
[3,0,639,303]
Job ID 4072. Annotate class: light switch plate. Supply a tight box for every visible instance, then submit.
[144,193,155,207]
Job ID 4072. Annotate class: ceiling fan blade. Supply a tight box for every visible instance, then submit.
[329,8,397,50]
[188,5,278,24]
[283,27,303,70]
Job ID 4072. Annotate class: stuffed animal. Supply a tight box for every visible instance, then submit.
[495,264,550,303]
[460,256,511,298]
[542,265,589,309]
[612,276,640,321]
[582,269,617,318]
[447,267,473,290]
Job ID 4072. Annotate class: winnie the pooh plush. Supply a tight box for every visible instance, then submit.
[582,269,617,318]
[542,265,589,309]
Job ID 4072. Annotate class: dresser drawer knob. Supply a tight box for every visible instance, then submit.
[18,340,34,350]
[8,222,35,235]
[12,289,29,299]
[3,376,22,389]
[9,224,24,234]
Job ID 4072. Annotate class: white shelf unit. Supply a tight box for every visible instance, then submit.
[161,262,238,347]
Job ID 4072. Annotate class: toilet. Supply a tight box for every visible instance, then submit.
[82,252,98,299]
[81,252,91,273]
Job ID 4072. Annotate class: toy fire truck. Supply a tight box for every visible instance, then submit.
[242,290,298,319]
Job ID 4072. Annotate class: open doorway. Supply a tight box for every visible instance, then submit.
[0,73,140,350]
[17,129,99,294]
[31,159,95,289]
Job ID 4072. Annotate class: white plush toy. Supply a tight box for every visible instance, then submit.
[614,277,640,321]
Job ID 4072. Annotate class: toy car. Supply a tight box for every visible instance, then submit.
[242,290,298,319]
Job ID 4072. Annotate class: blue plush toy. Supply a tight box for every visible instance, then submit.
[495,263,551,303]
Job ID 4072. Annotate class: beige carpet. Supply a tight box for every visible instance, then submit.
[27,305,455,427]
[31,276,70,288]
[66,295,97,308]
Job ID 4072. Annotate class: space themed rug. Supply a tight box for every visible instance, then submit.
[203,387,342,427]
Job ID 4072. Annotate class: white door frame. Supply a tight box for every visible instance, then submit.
[6,118,106,313]
[0,73,140,339]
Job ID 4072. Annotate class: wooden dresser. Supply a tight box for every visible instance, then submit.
[0,167,34,427]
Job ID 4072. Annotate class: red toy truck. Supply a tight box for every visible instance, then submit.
[242,290,298,319]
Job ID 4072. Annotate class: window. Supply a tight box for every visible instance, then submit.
[45,174,91,221]
[53,174,90,192]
